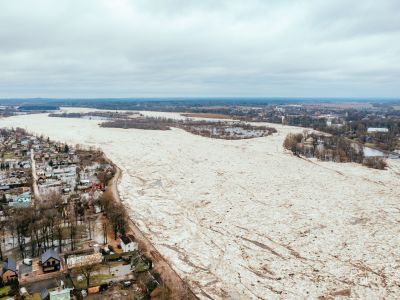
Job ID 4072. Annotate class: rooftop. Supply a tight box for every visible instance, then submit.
[2,257,17,273]
[40,249,61,264]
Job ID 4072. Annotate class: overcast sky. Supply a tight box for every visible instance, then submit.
[0,0,399,98]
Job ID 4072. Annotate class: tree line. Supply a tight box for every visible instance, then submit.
[0,189,128,260]
[283,131,387,169]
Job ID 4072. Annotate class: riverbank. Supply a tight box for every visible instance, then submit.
[106,157,197,299]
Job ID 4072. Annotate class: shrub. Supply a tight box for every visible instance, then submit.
[362,157,388,170]
[283,133,303,154]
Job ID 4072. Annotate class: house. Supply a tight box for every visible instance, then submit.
[1,257,17,283]
[41,283,73,300]
[120,235,138,253]
[367,127,389,133]
[66,253,102,269]
[40,249,61,272]
[0,185,10,192]
[79,179,90,186]
[40,288,49,300]
[19,160,31,169]
[49,286,73,300]
[9,191,32,207]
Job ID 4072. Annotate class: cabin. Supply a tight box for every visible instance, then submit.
[1,257,17,283]
[120,235,138,253]
[40,249,61,272]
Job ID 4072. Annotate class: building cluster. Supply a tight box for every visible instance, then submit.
[0,129,33,209]
[33,140,104,199]
[1,231,154,299]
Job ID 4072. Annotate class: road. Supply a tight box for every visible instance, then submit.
[30,149,41,202]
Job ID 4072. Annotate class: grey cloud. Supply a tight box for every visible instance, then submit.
[0,0,399,97]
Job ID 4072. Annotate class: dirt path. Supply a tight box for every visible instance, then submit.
[108,161,198,300]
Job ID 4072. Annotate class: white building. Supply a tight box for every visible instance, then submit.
[367,128,389,133]
[120,235,138,253]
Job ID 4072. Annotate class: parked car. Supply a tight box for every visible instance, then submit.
[99,284,108,292]
[23,258,32,266]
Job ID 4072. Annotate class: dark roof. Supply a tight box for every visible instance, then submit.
[2,257,17,273]
[120,235,133,245]
[41,249,61,264]
[19,263,32,275]
[40,288,49,300]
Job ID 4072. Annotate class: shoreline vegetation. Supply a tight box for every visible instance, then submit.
[49,112,277,140]
[101,118,277,140]
[48,111,138,119]
[49,111,389,169]
[283,131,388,169]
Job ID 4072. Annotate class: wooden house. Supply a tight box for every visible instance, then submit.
[40,249,61,273]
[1,257,17,283]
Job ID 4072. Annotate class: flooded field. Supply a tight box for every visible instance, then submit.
[1,111,400,299]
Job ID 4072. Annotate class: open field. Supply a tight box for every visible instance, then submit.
[1,112,400,299]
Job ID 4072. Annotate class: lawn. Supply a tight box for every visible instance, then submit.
[2,152,16,159]
[25,293,41,300]
[0,286,11,300]
[72,273,113,289]
[61,224,88,240]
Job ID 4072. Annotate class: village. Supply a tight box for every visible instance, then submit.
[0,128,168,299]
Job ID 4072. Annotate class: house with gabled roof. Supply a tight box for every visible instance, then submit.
[1,257,17,283]
[40,249,61,272]
[119,235,138,253]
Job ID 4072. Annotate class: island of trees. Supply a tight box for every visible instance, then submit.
[283,131,387,169]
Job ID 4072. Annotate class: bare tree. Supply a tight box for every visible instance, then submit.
[283,133,303,155]
[101,217,108,245]
[78,263,100,289]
